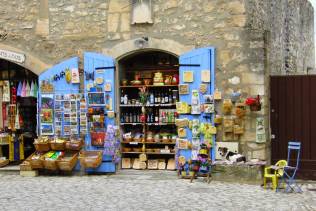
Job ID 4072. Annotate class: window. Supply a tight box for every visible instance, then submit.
[131,0,153,24]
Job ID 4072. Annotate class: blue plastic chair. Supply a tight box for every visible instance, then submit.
[281,142,302,193]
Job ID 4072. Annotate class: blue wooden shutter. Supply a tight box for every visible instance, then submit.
[84,52,116,126]
[179,47,216,161]
[38,57,79,136]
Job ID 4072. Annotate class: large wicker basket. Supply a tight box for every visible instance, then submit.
[28,152,44,169]
[34,142,50,152]
[57,153,78,171]
[79,151,102,168]
[65,140,83,151]
[42,158,58,170]
[0,159,9,168]
[50,141,65,151]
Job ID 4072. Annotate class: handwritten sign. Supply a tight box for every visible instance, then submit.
[0,49,25,64]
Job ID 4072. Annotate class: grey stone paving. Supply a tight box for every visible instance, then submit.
[0,170,315,211]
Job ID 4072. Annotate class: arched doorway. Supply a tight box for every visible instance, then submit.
[0,59,38,162]
[118,50,179,170]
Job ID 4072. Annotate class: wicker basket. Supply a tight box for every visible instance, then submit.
[79,151,102,168]
[57,153,78,171]
[50,141,65,151]
[34,142,50,152]
[0,159,9,168]
[65,140,83,151]
[42,158,58,170]
[28,152,44,169]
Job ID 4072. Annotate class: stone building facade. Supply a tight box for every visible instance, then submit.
[0,0,314,162]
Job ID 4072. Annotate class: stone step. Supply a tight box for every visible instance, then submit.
[0,165,20,175]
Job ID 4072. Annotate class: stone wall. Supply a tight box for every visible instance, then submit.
[0,0,314,162]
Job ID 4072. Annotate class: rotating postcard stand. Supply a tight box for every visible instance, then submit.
[82,52,116,173]
[177,47,216,172]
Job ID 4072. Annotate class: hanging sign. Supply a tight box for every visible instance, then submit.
[0,49,25,64]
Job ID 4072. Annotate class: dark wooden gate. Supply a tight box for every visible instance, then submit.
[270,76,316,180]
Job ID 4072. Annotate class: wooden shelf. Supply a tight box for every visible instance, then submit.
[121,141,176,145]
[120,104,176,107]
[120,85,178,88]
[120,123,143,125]
[121,152,142,154]
[146,152,175,155]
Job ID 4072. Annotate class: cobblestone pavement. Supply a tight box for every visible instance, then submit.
[0,170,315,211]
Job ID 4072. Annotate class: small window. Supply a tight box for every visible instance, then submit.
[131,0,153,24]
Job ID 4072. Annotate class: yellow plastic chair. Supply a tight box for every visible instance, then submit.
[264,160,287,191]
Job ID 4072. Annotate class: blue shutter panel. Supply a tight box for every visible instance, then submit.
[179,47,216,161]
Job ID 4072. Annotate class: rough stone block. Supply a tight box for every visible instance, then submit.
[227,1,246,14]
[20,170,38,177]
[107,13,120,32]
[242,72,264,85]
[120,13,130,32]
[108,0,129,13]
[35,19,49,36]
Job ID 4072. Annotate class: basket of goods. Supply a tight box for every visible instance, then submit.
[0,157,9,168]
[56,152,79,171]
[65,137,84,151]
[42,151,64,170]
[133,148,142,152]
[235,103,246,118]
[154,134,160,143]
[79,151,102,168]
[161,133,170,143]
[146,131,154,142]
[29,152,45,169]
[34,136,51,152]
[90,131,106,146]
[245,95,261,111]
[123,132,133,142]
[222,99,233,114]
[50,138,66,151]
[133,133,143,142]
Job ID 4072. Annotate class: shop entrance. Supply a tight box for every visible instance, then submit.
[118,51,179,170]
[0,59,38,162]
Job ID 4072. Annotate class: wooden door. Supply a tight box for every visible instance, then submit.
[270,76,316,180]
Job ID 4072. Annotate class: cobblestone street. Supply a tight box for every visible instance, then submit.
[0,171,315,211]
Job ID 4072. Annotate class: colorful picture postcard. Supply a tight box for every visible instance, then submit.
[40,109,53,123]
[41,124,54,135]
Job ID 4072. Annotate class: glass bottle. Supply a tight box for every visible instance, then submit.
[165,91,169,104]
[154,91,158,104]
[121,90,124,104]
[150,92,154,104]
[161,93,165,104]
[157,92,161,104]
[129,112,133,123]
[155,110,159,123]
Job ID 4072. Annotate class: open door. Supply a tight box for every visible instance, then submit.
[178,47,216,161]
[84,52,116,173]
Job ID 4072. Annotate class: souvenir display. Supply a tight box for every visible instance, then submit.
[179,84,189,95]
[256,117,266,143]
[222,99,233,114]
[199,84,207,94]
[201,70,211,83]
[183,71,194,83]
[191,90,201,114]
[71,68,80,84]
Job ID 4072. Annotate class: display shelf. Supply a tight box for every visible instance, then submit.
[121,152,143,154]
[120,123,143,125]
[120,104,176,107]
[146,152,175,155]
[120,85,178,88]
[146,123,175,126]
[121,141,176,145]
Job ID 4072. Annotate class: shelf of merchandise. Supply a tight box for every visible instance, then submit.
[120,82,178,170]
[120,104,176,107]
[121,141,176,145]
[120,85,178,88]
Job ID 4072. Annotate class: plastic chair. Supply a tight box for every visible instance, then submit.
[282,141,302,193]
[264,160,287,191]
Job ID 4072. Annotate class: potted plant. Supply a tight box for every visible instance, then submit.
[245,95,261,111]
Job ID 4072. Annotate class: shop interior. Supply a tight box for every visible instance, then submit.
[0,59,38,163]
[119,51,179,170]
